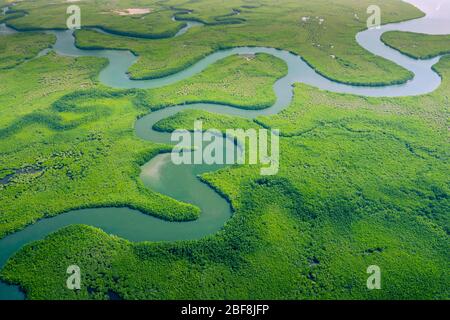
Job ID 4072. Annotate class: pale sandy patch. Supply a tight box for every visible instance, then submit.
[140,153,170,181]
[113,8,152,16]
[240,53,256,61]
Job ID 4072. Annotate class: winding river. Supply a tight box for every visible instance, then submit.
[0,0,449,300]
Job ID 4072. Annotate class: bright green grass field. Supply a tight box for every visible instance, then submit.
[382,31,450,59]
[0,27,449,299]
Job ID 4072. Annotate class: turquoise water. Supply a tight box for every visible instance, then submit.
[0,0,449,299]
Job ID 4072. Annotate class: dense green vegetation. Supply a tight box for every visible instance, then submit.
[0,33,54,69]
[146,53,287,109]
[2,41,449,301]
[4,0,184,38]
[382,31,450,59]
[2,0,251,36]
[71,0,422,84]
[0,51,286,238]
[0,53,202,238]
[0,0,448,301]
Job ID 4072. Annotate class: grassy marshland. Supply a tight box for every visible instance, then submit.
[146,53,287,109]
[382,31,450,59]
[70,0,422,85]
[0,32,55,69]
